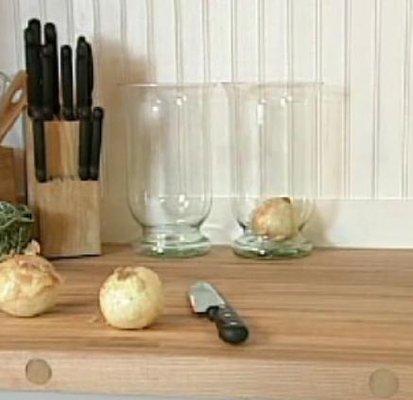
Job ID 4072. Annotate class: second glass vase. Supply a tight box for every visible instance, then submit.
[224,83,318,259]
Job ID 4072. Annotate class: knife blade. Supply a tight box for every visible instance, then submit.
[188,282,249,345]
[89,107,104,180]
[24,25,43,119]
[44,23,60,117]
[60,45,74,120]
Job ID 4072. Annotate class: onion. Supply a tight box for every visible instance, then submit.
[251,197,299,241]
[0,255,61,317]
[99,266,164,330]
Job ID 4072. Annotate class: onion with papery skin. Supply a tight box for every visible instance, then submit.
[99,266,164,330]
[0,255,61,317]
[251,197,299,241]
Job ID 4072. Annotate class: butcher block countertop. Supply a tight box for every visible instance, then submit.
[0,246,413,399]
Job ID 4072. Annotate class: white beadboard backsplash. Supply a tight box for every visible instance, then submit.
[1,0,413,246]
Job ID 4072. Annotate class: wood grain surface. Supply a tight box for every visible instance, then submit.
[0,246,413,399]
[34,180,101,258]
[45,120,79,180]
[0,146,17,202]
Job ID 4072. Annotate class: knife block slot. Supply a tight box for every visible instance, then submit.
[26,118,101,258]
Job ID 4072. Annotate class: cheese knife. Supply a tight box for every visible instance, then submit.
[188,282,249,345]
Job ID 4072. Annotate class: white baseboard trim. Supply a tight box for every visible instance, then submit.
[304,200,413,248]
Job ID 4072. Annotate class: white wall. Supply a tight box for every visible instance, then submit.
[1,0,413,247]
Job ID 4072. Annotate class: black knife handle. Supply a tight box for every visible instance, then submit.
[25,18,42,115]
[41,44,55,120]
[89,107,104,180]
[78,115,92,180]
[28,19,41,43]
[86,40,94,104]
[76,38,90,114]
[61,45,74,120]
[24,27,43,119]
[44,23,60,117]
[207,305,249,345]
[32,119,47,183]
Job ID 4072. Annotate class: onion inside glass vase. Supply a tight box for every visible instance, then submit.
[234,196,314,259]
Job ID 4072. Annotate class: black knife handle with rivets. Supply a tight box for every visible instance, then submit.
[44,23,60,117]
[76,37,93,180]
[24,25,43,120]
[41,44,55,120]
[60,45,74,120]
[76,37,91,114]
[89,107,104,180]
[78,114,92,180]
[207,305,249,345]
[32,119,47,183]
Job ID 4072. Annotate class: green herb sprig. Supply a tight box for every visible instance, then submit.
[0,201,34,261]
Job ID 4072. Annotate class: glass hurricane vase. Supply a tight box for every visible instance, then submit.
[224,83,318,259]
[122,83,216,257]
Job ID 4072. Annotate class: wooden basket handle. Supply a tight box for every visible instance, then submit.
[0,70,27,144]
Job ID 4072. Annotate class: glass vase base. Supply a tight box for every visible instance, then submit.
[232,233,313,259]
[133,229,211,258]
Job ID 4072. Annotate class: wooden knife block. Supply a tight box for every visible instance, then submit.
[26,119,101,258]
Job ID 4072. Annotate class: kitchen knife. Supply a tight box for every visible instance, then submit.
[44,23,60,117]
[24,21,47,182]
[76,37,92,116]
[76,37,93,90]
[78,117,92,180]
[24,26,42,119]
[188,282,249,345]
[28,18,41,43]
[86,40,94,104]
[76,37,93,180]
[60,45,74,120]
[89,107,104,180]
[41,43,55,120]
